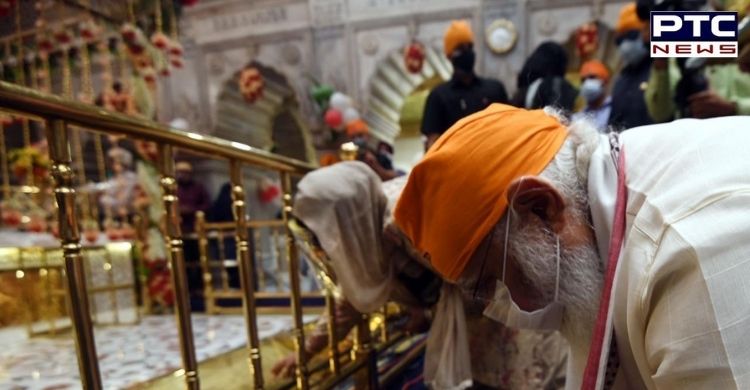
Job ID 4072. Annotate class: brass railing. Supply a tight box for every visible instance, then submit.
[0,80,318,390]
[0,80,424,389]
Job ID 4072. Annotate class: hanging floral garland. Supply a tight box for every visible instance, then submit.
[79,19,102,42]
[403,40,426,74]
[575,22,599,59]
[239,66,264,103]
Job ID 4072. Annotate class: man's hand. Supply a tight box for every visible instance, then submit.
[687,91,738,118]
[362,151,398,181]
[271,354,297,379]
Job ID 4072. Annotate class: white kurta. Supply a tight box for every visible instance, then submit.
[587,116,750,389]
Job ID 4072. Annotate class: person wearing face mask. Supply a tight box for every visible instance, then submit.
[421,20,508,151]
[394,102,750,389]
[572,60,612,132]
[608,3,654,130]
[645,0,750,120]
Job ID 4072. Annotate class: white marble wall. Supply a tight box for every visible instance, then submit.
[167,0,631,142]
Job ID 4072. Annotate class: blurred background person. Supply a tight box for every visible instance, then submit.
[608,2,653,130]
[175,161,211,309]
[347,119,403,181]
[421,20,509,151]
[572,60,612,132]
[175,161,210,234]
[513,41,579,115]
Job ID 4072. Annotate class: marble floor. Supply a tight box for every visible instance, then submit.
[0,313,316,390]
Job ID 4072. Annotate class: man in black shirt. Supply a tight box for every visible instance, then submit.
[421,20,509,151]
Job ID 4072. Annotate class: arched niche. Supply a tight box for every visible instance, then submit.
[214,61,316,164]
[363,45,452,170]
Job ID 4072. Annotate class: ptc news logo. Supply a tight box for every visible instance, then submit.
[651,11,739,57]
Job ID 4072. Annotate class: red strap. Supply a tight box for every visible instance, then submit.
[582,148,628,390]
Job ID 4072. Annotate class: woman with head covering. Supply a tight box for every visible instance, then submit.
[513,41,579,114]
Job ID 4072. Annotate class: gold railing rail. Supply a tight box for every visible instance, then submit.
[0,81,315,174]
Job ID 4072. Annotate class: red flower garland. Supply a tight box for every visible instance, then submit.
[404,41,426,74]
[239,67,264,103]
[575,22,599,59]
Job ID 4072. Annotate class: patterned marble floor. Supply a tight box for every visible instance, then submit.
[0,314,316,390]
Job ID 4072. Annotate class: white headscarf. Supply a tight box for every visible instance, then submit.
[294,161,393,313]
[296,162,472,389]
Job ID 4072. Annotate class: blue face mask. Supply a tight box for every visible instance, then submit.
[618,38,647,66]
[580,78,605,104]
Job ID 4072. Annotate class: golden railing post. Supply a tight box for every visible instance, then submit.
[156,144,199,390]
[354,313,378,389]
[46,118,103,390]
[381,305,388,344]
[133,214,151,316]
[195,211,214,314]
[229,160,264,388]
[84,251,99,324]
[280,171,309,390]
[326,293,341,375]
[104,250,120,324]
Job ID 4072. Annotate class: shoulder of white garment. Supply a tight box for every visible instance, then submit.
[611,117,750,389]
[586,133,617,267]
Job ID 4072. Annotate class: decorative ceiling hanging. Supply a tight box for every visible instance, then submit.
[166,0,184,70]
[79,19,102,42]
[402,19,424,74]
[403,41,426,74]
[575,22,599,59]
[239,66,264,103]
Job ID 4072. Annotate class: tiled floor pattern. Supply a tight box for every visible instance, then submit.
[0,314,316,389]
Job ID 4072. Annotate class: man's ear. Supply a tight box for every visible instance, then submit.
[506,176,566,233]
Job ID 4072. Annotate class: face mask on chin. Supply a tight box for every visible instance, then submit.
[482,207,565,331]
[451,48,476,74]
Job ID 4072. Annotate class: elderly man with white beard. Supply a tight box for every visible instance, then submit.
[282,161,567,389]
[393,103,750,389]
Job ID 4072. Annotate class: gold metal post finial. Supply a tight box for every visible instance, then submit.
[339,142,359,161]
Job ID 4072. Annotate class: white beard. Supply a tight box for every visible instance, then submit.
[506,213,604,382]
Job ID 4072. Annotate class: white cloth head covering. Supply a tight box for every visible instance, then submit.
[294,161,393,313]
[296,162,472,389]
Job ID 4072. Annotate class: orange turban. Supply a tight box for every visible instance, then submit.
[394,104,568,282]
[580,60,610,82]
[346,119,369,137]
[615,3,646,36]
[444,20,474,56]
